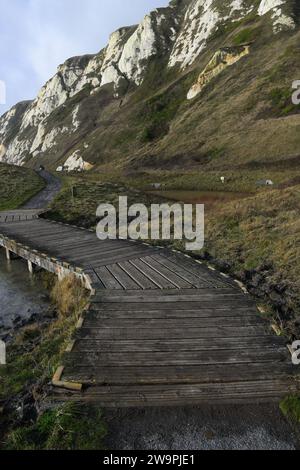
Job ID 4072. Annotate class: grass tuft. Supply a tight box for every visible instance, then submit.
[280,396,300,423]
[4,403,107,450]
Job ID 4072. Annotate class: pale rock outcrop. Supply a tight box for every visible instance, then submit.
[0,107,16,139]
[118,9,177,85]
[187,45,250,99]
[0,101,32,163]
[118,14,157,85]
[30,123,47,154]
[0,144,6,159]
[4,137,31,166]
[69,54,103,96]
[272,9,295,30]
[72,105,81,131]
[168,0,254,69]
[100,28,133,87]
[31,124,69,154]
[63,150,94,172]
[20,54,101,133]
[258,0,285,16]
[258,0,295,32]
[21,74,69,130]
[41,127,69,152]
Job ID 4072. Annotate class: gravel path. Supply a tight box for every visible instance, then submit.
[104,405,299,451]
[22,170,61,209]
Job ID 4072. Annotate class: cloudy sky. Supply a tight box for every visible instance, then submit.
[0,0,169,115]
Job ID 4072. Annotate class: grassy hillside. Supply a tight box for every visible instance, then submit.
[205,185,300,336]
[27,16,300,178]
[0,163,45,210]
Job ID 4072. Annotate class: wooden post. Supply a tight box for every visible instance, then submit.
[27,260,34,274]
[5,248,10,261]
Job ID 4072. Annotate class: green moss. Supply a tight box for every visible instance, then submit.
[209,10,259,42]
[134,66,197,144]
[233,27,259,45]
[268,87,300,116]
[139,79,189,142]
[4,404,107,450]
[209,147,226,160]
[280,396,300,423]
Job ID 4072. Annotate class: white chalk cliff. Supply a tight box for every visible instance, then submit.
[0,0,297,168]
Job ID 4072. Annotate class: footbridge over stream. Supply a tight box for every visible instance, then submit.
[0,208,299,407]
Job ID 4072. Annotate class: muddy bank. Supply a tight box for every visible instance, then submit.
[197,251,300,339]
[0,249,53,341]
[147,190,251,211]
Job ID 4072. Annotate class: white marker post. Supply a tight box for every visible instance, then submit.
[0,340,6,365]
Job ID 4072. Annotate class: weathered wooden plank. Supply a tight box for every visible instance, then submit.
[84,269,105,289]
[76,248,152,266]
[93,267,123,290]
[52,240,122,253]
[88,307,259,318]
[162,252,232,288]
[64,348,288,367]
[92,294,252,305]
[73,336,286,353]
[129,259,178,289]
[63,363,296,385]
[141,256,194,289]
[82,380,299,396]
[106,264,142,290]
[78,325,269,340]
[52,380,300,407]
[82,316,264,329]
[151,254,214,288]
[28,234,98,247]
[96,288,240,297]
[118,261,159,290]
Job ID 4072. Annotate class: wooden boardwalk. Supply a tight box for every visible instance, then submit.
[0,209,44,223]
[0,211,299,407]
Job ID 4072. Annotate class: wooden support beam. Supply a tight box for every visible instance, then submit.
[52,366,83,392]
[27,260,34,274]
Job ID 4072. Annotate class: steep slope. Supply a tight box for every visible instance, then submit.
[0,0,299,173]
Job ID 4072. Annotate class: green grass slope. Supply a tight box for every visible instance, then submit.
[0,163,45,210]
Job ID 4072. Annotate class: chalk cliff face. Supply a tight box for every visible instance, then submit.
[0,0,299,172]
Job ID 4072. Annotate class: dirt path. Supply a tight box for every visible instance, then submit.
[22,170,61,209]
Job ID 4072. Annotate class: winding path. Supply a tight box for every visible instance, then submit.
[0,172,299,407]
